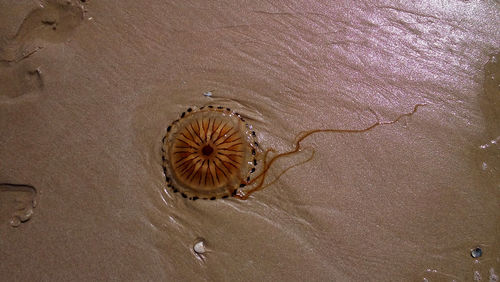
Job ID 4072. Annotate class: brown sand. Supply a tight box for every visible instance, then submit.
[0,0,499,281]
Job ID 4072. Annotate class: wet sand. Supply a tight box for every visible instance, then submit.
[0,0,499,281]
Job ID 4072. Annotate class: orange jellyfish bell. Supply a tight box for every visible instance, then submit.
[162,106,258,200]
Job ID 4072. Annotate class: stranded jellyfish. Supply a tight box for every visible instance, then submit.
[161,106,258,200]
[162,104,425,200]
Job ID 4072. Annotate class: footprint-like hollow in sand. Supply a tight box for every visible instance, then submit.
[0,183,38,227]
[0,1,83,99]
[0,1,84,64]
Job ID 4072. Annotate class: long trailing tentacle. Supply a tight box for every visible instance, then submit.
[235,103,426,200]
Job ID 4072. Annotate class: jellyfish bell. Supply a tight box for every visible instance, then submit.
[162,106,258,200]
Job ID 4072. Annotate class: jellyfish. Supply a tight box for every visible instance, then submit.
[162,104,425,200]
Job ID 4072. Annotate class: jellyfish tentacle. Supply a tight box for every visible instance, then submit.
[235,103,426,199]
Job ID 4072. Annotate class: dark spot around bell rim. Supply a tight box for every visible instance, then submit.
[167,126,171,132]
[471,247,482,258]
[202,145,214,156]
[210,197,216,200]
[181,112,185,118]
[217,106,223,109]
[208,105,213,108]
[187,108,192,112]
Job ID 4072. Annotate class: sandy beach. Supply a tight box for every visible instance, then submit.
[1,0,499,281]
